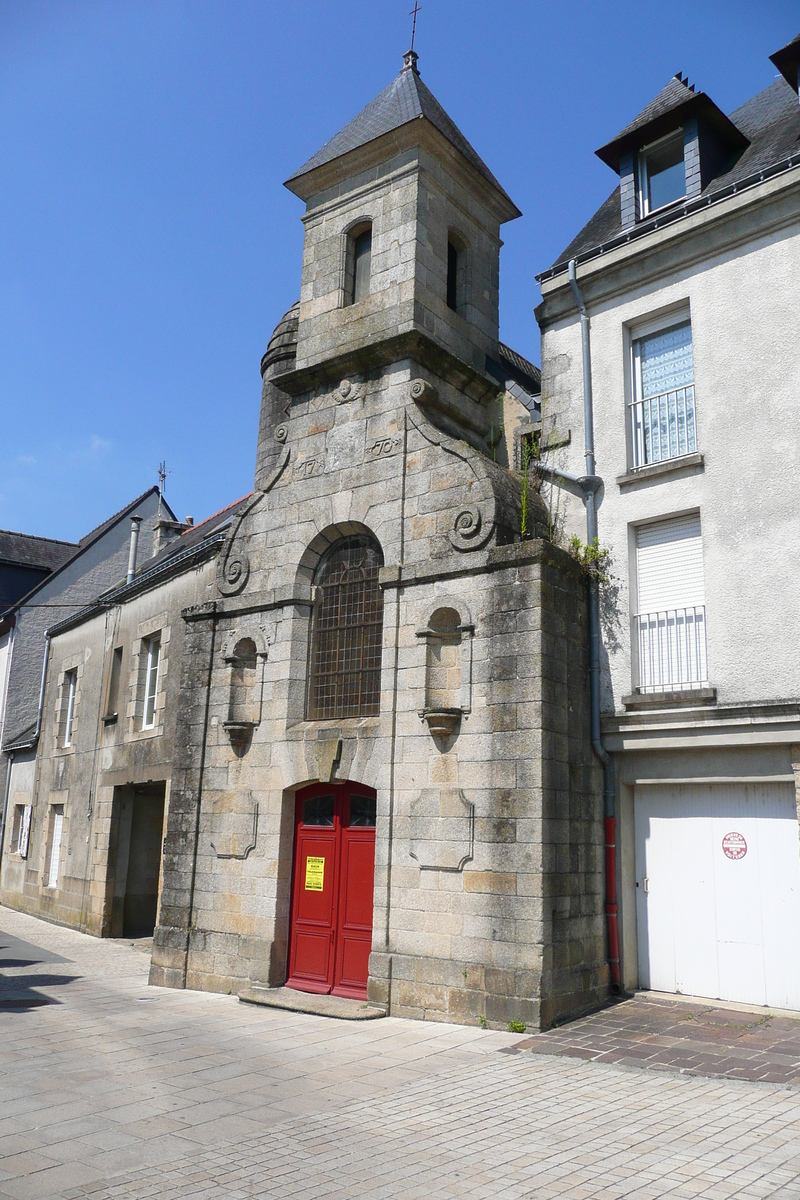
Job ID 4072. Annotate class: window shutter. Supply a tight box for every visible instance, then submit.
[636,514,704,614]
[19,805,31,858]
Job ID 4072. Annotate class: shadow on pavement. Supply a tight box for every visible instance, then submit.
[0,929,77,1011]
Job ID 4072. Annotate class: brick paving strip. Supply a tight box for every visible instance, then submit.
[509,994,800,1085]
[2,909,800,1199]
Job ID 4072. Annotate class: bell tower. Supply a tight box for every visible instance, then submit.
[280,50,521,392]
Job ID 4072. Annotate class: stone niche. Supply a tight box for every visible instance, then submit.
[416,602,473,740]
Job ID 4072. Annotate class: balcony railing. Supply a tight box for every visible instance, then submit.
[630,384,696,468]
[634,605,708,693]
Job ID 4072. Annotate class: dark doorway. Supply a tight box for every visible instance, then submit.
[286,781,376,1000]
[108,783,166,938]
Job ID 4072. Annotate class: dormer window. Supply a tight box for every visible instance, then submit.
[345,222,372,305]
[638,131,686,215]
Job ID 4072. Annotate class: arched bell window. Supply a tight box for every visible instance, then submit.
[446,229,468,314]
[345,221,372,306]
[307,535,384,720]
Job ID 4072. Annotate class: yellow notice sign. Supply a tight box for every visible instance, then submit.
[305,856,325,891]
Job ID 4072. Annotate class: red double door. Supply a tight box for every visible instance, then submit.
[286,781,376,1000]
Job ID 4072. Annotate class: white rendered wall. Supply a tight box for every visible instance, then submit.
[538,188,800,711]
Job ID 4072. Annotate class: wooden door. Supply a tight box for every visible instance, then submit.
[286,782,376,1000]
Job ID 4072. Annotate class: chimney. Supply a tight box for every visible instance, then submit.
[152,516,192,556]
[127,516,143,584]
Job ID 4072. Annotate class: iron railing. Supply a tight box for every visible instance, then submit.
[630,384,696,468]
[634,605,707,693]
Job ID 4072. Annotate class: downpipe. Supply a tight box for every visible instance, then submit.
[555,260,620,991]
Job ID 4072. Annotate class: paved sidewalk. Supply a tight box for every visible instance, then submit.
[1,908,799,1199]
[512,993,800,1085]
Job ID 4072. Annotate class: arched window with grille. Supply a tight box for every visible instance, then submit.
[307,535,384,720]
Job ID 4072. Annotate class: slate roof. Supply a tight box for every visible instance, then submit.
[76,486,174,550]
[603,74,698,148]
[548,77,800,272]
[496,343,541,394]
[770,32,800,91]
[145,494,252,573]
[0,530,75,572]
[595,74,748,172]
[44,495,253,641]
[286,55,517,210]
[0,487,174,622]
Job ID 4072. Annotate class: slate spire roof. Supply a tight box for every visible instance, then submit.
[286,50,516,209]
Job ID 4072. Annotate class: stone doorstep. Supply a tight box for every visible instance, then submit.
[238,985,386,1020]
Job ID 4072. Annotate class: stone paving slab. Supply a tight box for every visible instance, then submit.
[510,992,800,1084]
[239,985,385,1019]
[2,908,800,1198]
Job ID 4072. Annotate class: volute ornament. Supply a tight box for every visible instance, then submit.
[218,552,250,596]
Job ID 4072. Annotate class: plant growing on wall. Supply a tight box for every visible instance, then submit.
[566,535,612,584]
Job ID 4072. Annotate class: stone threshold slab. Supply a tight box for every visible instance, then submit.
[239,985,386,1020]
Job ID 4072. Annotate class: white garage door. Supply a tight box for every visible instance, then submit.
[635,782,800,1010]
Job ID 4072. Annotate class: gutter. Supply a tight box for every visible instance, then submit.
[542,261,620,992]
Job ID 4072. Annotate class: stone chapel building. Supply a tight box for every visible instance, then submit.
[147,51,608,1029]
[0,51,609,1032]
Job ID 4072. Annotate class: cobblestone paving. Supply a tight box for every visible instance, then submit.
[2,908,800,1199]
[512,994,800,1085]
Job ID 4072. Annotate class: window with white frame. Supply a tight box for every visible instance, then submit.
[61,668,78,747]
[638,130,686,215]
[10,802,31,857]
[634,514,707,693]
[141,635,161,729]
[46,804,64,888]
[630,319,696,469]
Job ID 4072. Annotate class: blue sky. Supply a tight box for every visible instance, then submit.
[1,1,795,540]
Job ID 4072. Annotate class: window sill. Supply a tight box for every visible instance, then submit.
[617,452,704,490]
[622,686,716,711]
[102,713,118,726]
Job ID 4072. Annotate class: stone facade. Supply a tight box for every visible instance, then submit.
[150,55,607,1030]
[1,54,609,1032]
[0,535,223,935]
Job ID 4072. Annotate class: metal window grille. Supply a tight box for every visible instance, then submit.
[307,536,383,720]
[634,605,708,693]
[631,322,696,468]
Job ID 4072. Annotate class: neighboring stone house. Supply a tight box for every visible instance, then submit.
[137,49,608,1032]
[0,531,76,789]
[0,489,173,870]
[0,499,247,935]
[535,34,800,1010]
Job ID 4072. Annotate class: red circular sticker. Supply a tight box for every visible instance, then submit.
[722,832,747,860]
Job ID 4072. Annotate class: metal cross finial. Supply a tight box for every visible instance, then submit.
[409,0,421,51]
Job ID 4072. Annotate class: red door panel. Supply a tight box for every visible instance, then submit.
[287,783,376,1001]
[286,793,337,994]
[333,833,375,999]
